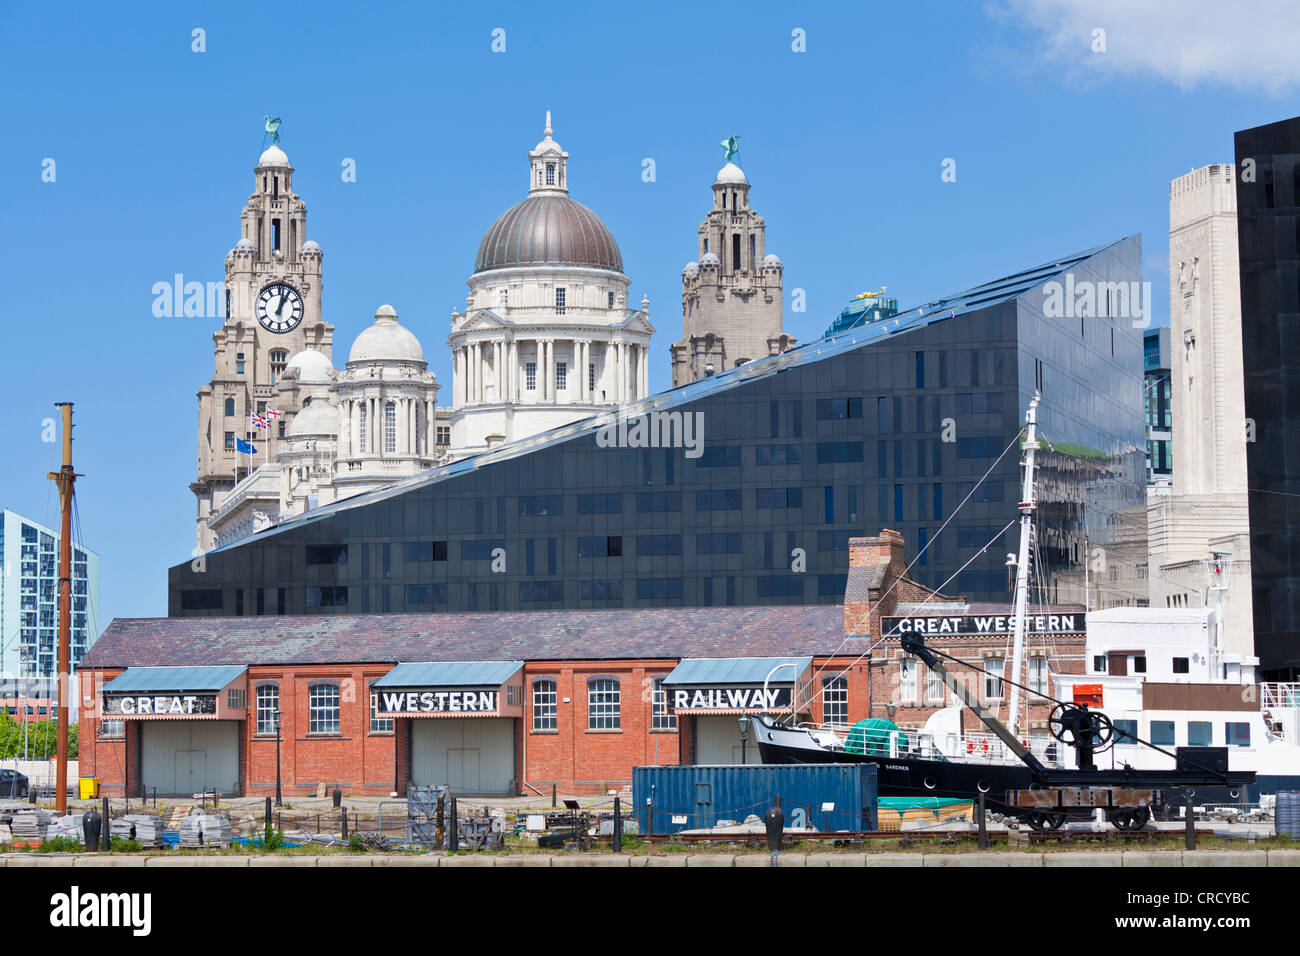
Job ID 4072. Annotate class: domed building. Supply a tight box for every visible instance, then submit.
[275,347,339,517]
[330,305,441,500]
[448,114,654,454]
[671,156,792,387]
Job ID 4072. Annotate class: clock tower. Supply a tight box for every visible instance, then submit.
[192,142,334,554]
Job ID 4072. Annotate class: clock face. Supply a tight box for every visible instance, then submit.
[256,283,304,334]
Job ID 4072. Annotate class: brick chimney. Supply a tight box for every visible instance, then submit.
[843,529,907,637]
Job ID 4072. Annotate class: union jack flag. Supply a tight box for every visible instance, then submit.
[250,414,269,429]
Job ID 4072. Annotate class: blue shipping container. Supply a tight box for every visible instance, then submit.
[633,763,878,835]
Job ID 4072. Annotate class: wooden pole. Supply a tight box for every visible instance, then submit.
[46,403,79,814]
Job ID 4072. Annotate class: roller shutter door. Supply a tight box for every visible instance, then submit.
[410,718,515,795]
[694,715,763,765]
[140,721,239,796]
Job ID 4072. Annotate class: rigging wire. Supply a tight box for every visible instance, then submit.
[801,423,1028,701]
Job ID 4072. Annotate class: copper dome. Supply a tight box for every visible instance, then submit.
[474,194,623,274]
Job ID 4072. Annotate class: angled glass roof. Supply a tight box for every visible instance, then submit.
[211,237,1127,553]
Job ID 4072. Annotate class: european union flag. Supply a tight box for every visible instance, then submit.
[235,438,258,454]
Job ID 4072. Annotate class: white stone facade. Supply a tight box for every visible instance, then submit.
[448,119,652,455]
[331,305,441,500]
[1147,164,1254,657]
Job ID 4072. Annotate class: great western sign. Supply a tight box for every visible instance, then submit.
[670,687,792,711]
[103,694,217,717]
[882,613,1081,636]
[376,689,498,714]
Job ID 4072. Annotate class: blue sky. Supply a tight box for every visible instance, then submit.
[0,0,1295,630]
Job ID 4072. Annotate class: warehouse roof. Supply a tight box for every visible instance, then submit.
[661,657,813,686]
[81,606,856,669]
[374,661,525,688]
[102,665,247,693]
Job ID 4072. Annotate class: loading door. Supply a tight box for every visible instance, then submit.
[410,718,515,795]
[694,715,764,765]
[140,721,239,796]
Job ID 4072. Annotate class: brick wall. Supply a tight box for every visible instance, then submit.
[78,655,874,798]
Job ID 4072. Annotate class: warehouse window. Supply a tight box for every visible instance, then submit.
[1029,657,1048,695]
[822,675,848,727]
[308,683,340,735]
[369,682,393,734]
[984,658,1004,700]
[926,667,945,704]
[99,720,124,739]
[533,679,557,732]
[255,684,279,735]
[588,678,621,730]
[899,659,917,704]
[651,677,677,731]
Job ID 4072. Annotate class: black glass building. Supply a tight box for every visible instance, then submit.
[170,237,1147,618]
[1236,115,1300,675]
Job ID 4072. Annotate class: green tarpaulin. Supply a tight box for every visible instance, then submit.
[844,718,908,756]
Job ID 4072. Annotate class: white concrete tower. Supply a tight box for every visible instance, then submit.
[448,114,654,456]
[1148,163,1254,659]
[672,153,791,387]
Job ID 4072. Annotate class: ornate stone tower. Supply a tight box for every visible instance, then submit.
[671,154,791,387]
[192,142,333,554]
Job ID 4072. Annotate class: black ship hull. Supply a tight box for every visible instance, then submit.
[752,716,1033,801]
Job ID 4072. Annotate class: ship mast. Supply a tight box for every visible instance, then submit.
[46,403,79,814]
[1006,394,1040,740]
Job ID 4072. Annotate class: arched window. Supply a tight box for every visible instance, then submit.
[822,675,848,727]
[384,401,397,453]
[532,679,557,731]
[308,682,341,735]
[224,398,235,417]
[587,677,620,730]
[546,163,555,185]
[255,684,279,735]
[359,404,367,452]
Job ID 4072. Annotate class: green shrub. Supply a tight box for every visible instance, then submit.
[37,836,84,853]
[262,824,285,851]
[110,835,142,853]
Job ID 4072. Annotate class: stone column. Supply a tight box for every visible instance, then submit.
[577,340,586,403]
[454,347,461,406]
[504,338,514,403]
[472,343,481,404]
[542,340,551,402]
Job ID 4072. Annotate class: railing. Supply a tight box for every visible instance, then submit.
[796,722,1066,767]
[1262,683,1300,709]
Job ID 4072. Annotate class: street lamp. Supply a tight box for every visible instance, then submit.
[274,708,283,808]
[737,714,751,764]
